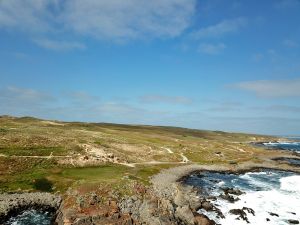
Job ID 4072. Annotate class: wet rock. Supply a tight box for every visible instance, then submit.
[243,207,255,216]
[201,201,214,211]
[222,187,244,196]
[219,193,240,203]
[207,196,217,201]
[229,208,249,223]
[288,219,299,224]
[269,212,279,217]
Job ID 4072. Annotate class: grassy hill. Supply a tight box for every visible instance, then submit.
[0,116,278,194]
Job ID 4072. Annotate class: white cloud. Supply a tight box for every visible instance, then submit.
[0,86,56,116]
[96,102,145,115]
[253,105,300,113]
[0,0,196,42]
[34,39,86,51]
[233,79,300,98]
[198,43,226,55]
[191,17,247,39]
[207,101,243,112]
[0,0,55,32]
[0,86,55,104]
[65,91,101,105]
[63,0,196,41]
[140,95,192,105]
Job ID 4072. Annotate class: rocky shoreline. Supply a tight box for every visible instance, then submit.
[118,162,300,225]
[1,162,299,225]
[0,192,61,224]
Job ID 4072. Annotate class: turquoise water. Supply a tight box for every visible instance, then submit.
[4,210,53,225]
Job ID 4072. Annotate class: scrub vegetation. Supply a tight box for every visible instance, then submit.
[0,115,280,194]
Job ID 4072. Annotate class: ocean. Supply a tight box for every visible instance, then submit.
[4,209,53,225]
[185,141,300,225]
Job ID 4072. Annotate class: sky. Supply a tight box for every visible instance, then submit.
[0,0,300,135]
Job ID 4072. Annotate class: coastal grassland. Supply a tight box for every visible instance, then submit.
[0,154,174,195]
[0,146,66,156]
[0,115,280,194]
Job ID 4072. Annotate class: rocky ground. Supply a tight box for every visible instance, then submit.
[1,162,299,225]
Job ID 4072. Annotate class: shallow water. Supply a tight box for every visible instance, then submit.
[4,209,53,225]
[186,170,300,225]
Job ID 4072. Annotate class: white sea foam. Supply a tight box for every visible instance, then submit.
[199,174,300,225]
[263,142,300,146]
[280,176,300,193]
[5,210,52,225]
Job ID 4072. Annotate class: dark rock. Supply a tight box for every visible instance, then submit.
[222,187,244,196]
[219,193,240,203]
[269,212,279,217]
[266,218,270,221]
[229,208,249,223]
[288,219,299,224]
[201,201,214,211]
[213,206,225,219]
[207,196,217,201]
[242,207,255,216]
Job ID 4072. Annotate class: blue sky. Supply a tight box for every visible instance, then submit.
[0,0,300,135]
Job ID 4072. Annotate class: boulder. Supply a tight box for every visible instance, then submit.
[288,220,299,224]
[222,187,244,196]
[201,201,214,211]
[229,208,249,223]
[219,193,240,203]
[194,213,215,225]
[175,206,194,225]
[269,212,279,217]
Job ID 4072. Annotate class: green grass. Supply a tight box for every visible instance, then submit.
[0,128,9,133]
[60,164,130,182]
[0,115,277,194]
[0,146,66,156]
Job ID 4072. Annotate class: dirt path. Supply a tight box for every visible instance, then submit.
[161,147,174,154]
[180,153,189,163]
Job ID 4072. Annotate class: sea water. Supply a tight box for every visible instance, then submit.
[186,170,300,225]
[4,209,53,225]
[263,141,300,152]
